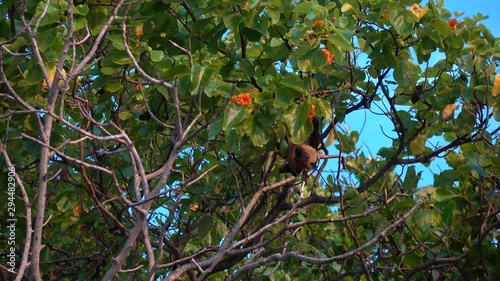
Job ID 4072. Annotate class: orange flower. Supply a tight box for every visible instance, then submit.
[135,84,142,91]
[321,48,334,65]
[312,19,324,26]
[331,17,337,22]
[448,18,460,30]
[232,93,252,106]
[239,93,252,106]
[307,105,316,121]
[135,25,144,37]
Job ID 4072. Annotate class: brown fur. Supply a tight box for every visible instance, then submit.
[280,143,318,176]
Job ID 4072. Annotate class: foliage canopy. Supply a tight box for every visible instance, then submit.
[1,0,500,280]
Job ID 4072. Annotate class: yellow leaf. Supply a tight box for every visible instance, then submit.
[409,135,426,157]
[42,64,66,90]
[380,11,390,22]
[492,74,500,97]
[42,64,56,89]
[189,203,200,212]
[441,104,458,121]
[72,203,86,218]
[410,3,429,20]
[325,129,336,147]
[135,24,144,37]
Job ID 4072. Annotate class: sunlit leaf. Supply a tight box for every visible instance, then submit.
[149,50,163,62]
[409,135,426,157]
[492,74,500,97]
[223,105,248,130]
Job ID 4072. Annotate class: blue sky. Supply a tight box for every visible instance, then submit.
[335,0,499,187]
[445,0,500,36]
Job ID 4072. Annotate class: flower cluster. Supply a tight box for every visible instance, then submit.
[410,3,429,20]
[448,18,460,30]
[312,19,324,26]
[231,89,257,106]
[313,17,336,25]
[307,105,316,121]
[321,48,334,65]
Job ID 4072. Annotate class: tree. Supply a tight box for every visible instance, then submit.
[1,0,499,280]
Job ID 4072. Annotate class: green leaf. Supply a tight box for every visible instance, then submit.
[223,13,244,31]
[88,6,108,34]
[409,135,426,157]
[205,78,232,97]
[74,4,89,16]
[267,6,280,25]
[190,65,215,95]
[283,103,313,144]
[119,111,132,120]
[198,216,213,239]
[341,3,352,13]
[208,116,223,138]
[440,201,456,227]
[393,198,417,212]
[25,63,43,85]
[291,24,308,43]
[225,128,241,152]
[100,67,115,75]
[402,166,421,193]
[244,111,271,147]
[455,110,475,133]
[35,2,60,26]
[149,50,163,62]
[37,28,58,52]
[222,105,248,130]
[434,170,460,187]
[74,18,88,32]
[390,10,417,37]
[280,75,304,91]
[414,209,442,231]
[253,90,273,105]
[380,43,398,68]
[107,35,125,50]
[273,87,301,107]
[403,253,421,268]
[327,31,354,52]
[239,58,255,77]
[377,147,395,159]
[105,82,123,92]
[494,102,500,122]
[297,48,328,72]
[315,98,333,121]
[295,2,313,14]
[435,188,458,202]
[23,140,41,155]
[55,196,70,212]
[394,61,420,88]
[466,154,490,177]
[244,9,259,28]
[112,56,131,65]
